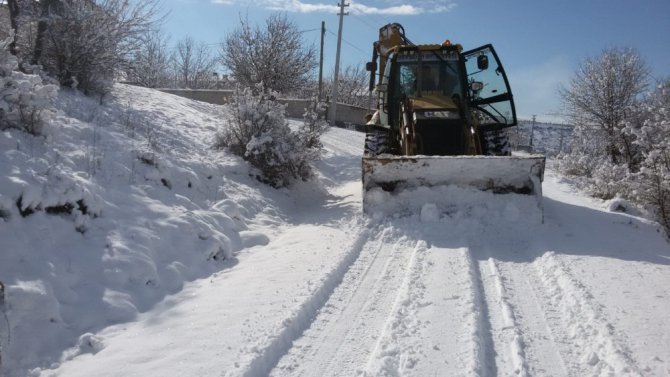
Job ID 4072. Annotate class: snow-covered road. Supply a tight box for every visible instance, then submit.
[269,127,669,377]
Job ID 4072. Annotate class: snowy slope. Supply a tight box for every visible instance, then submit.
[1,86,669,377]
[0,85,283,376]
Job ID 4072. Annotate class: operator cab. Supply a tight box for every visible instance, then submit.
[377,47,466,133]
[393,48,464,101]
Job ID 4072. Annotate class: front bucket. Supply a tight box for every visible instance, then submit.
[362,154,546,213]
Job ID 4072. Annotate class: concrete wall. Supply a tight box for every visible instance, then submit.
[159,89,370,127]
[159,89,234,105]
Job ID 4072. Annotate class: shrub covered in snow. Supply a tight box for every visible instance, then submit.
[0,33,57,135]
[629,80,670,231]
[590,160,633,200]
[555,125,604,175]
[215,85,322,188]
[557,131,632,200]
[299,97,329,150]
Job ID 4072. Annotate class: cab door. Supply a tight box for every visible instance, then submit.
[463,44,517,129]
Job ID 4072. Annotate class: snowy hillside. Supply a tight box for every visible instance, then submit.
[0,85,284,376]
[514,119,573,156]
[1,85,669,377]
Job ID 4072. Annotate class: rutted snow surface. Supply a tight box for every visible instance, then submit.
[1,87,669,377]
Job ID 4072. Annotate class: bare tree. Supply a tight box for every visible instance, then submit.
[559,47,649,166]
[322,63,369,107]
[220,13,317,94]
[172,36,217,89]
[32,0,59,66]
[129,30,172,88]
[32,0,162,94]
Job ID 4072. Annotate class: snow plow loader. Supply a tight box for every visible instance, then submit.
[363,23,545,213]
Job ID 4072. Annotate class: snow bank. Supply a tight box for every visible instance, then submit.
[0,84,276,376]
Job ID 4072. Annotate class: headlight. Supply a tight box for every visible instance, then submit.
[413,111,460,121]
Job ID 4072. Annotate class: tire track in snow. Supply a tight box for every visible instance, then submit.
[365,245,485,377]
[477,254,583,377]
[493,260,570,377]
[243,223,378,377]
[363,240,425,376]
[473,254,516,377]
[532,252,644,376]
[267,224,415,377]
[485,258,530,376]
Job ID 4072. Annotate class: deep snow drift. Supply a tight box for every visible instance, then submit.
[1,85,669,377]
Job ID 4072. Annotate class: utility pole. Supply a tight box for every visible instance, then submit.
[529,115,536,152]
[318,21,325,100]
[329,2,349,125]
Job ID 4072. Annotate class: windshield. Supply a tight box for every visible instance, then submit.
[395,50,463,98]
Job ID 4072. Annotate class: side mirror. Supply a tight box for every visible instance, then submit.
[477,55,489,70]
[470,81,484,91]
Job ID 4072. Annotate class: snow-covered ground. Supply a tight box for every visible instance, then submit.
[1,85,669,377]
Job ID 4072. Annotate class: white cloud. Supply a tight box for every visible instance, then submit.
[211,0,456,15]
[350,3,421,15]
[267,0,339,13]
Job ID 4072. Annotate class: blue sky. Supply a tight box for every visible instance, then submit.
[161,0,670,122]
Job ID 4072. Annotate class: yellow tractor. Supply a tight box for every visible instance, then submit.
[363,23,545,213]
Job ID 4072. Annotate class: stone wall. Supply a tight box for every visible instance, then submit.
[159,89,370,126]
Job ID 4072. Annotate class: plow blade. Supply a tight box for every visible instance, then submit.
[362,154,546,213]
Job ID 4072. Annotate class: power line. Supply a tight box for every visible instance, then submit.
[299,28,321,33]
[350,13,378,32]
[326,29,367,56]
